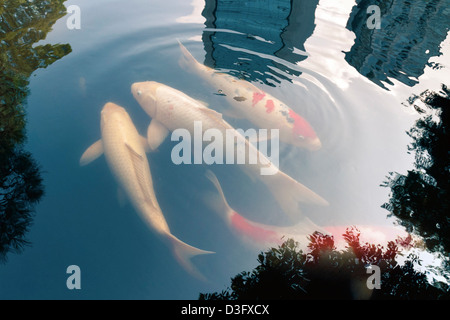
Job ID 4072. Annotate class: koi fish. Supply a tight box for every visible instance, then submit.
[205,169,409,252]
[131,81,328,221]
[178,40,322,151]
[204,169,323,248]
[80,102,214,279]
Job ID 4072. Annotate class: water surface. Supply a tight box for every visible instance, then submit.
[0,0,449,299]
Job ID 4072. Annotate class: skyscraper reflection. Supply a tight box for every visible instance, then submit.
[201,0,319,85]
[345,0,450,90]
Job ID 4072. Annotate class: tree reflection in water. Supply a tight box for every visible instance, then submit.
[382,85,450,258]
[199,86,450,300]
[0,0,71,262]
[200,231,448,300]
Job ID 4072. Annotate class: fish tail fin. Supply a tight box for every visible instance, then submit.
[205,170,282,245]
[265,171,329,221]
[204,170,235,223]
[177,39,202,73]
[168,234,214,281]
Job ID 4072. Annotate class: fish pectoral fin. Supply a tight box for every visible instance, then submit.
[80,139,103,166]
[139,135,151,153]
[147,119,169,151]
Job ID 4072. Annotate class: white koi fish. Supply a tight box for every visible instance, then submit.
[80,102,214,279]
[131,81,328,221]
[177,40,322,151]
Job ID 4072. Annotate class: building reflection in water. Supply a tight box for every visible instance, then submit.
[345,0,450,90]
[200,0,319,85]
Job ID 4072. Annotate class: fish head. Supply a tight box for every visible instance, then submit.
[287,109,322,151]
[100,102,130,129]
[131,81,163,118]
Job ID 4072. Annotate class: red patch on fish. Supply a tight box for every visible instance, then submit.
[288,109,316,139]
[231,212,280,243]
[265,100,275,113]
[252,92,266,107]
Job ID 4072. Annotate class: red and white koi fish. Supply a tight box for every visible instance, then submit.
[204,169,326,248]
[80,102,214,280]
[205,169,409,251]
[178,40,322,151]
[131,81,329,221]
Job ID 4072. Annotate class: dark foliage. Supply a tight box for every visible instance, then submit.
[200,229,449,300]
[0,0,71,262]
[382,85,450,255]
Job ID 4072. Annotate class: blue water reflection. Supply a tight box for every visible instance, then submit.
[0,0,448,299]
[345,0,450,89]
[201,0,319,84]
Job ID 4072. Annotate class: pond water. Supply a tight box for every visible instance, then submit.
[0,0,449,299]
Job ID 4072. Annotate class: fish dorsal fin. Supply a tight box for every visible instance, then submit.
[147,119,169,151]
[125,143,158,211]
[80,139,103,166]
[199,107,223,121]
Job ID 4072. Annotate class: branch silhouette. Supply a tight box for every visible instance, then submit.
[0,0,71,262]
